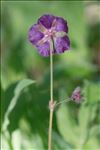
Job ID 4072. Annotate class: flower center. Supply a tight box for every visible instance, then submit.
[45,28,56,38]
[38,27,56,45]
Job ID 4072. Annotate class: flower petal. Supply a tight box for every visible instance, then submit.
[36,41,50,57]
[54,36,70,54]
[28,24,44,45]
[53,17,68,33]
[38,14,55,29]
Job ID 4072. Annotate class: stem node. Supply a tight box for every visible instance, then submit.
[49,101,56,111]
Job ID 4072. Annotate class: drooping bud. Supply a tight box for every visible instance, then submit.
[71,87,83,103]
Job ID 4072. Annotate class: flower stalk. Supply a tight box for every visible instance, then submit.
[48,46,55,150]
[48,106,54,150]
[55,99,71,107]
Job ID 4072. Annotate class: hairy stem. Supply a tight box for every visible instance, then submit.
[50,45,53,103]
[48,109,54,150]
[48,44,71,150]
[55,98,71,107]
[48,45,54,150]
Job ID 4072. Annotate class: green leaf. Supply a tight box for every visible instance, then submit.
[14,79,35,95]
[78,104,91,134]
[56,104,78,147]
[89,104,98,122]
[84,137,100,150]
[2,79,35,132]
[52,131,72,150]
[83,81,100,103]
[89,125,100,137]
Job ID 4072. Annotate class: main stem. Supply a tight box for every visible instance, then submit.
[48,47,54,150]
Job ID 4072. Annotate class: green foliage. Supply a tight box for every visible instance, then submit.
[2,79,35,133]
[56,83,100,149]
[83,81,100,103]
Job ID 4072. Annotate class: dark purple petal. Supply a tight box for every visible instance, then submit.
[53,17,68,33]
[28,14,70,57]
[36,41,50,57]
[54,36,70,54]
[38,14,55,29]
[28,24,44,45]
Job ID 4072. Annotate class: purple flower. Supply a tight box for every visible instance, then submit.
[28,14,70,57]
[71,87,83,103]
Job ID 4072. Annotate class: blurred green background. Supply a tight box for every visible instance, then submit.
[1,1,100,150]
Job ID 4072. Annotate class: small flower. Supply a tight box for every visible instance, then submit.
[71,87,83,103]
[28,14,70,57]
